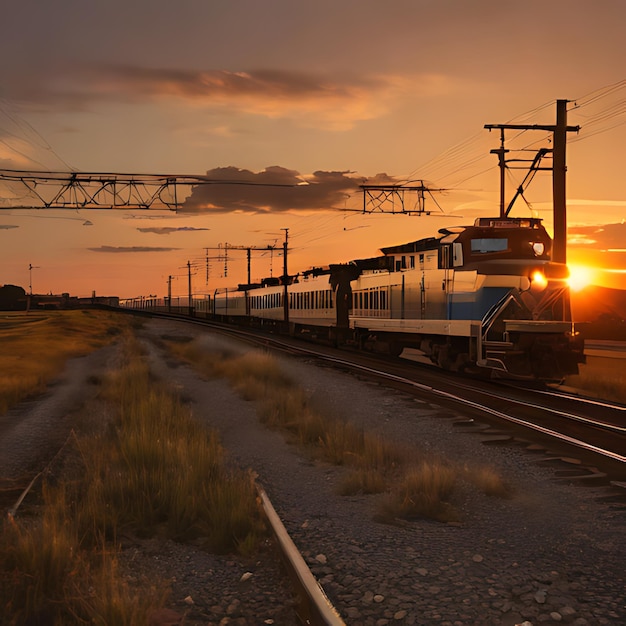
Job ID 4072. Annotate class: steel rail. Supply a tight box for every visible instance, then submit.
[290,351,626,464]
[121,310,626,466]
[534,387,626,412]
[258,487,345,626]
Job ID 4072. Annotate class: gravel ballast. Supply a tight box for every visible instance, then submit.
[139,319,626,626]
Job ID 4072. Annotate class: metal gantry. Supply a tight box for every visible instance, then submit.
[359,181,445,216]
[0,170,296,210]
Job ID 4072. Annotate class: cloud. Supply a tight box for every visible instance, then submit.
[182,166,399,213]
[568,222,626,249]
[136,226,210,235]
[88,245,180,253]
[10,64,452,130]
[0,224,19,229]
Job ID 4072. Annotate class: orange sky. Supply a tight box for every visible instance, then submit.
[1,1,625,298]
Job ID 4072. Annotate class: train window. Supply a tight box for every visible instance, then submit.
[364,291,369,309]
[471,238,508,254]
[381,290,387,310]
[410,255,415,269]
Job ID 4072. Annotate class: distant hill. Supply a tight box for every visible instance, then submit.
[571,285,626,322]
[571,285,626,341]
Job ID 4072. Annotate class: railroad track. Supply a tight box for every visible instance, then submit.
[137,311,626,623]
[136,309,626,485]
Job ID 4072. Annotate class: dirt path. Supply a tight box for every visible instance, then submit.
[0,344,120,484]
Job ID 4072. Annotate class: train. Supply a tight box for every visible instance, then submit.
[198,215,584,381]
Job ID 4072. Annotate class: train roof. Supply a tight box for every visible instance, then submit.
[380,217,546,255]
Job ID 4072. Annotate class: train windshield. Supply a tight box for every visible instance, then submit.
[470,238,508,254]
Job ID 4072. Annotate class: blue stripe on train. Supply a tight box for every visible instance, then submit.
[448,287,510,320]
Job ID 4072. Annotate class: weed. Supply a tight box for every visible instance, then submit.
[377,461,459,524]
[464,465,513,498]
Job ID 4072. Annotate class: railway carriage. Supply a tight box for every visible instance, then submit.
[212,216,584,381]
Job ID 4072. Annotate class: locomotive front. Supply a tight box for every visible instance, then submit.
[452,217,585,380]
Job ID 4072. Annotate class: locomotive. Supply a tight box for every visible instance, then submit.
[211,215,585,381]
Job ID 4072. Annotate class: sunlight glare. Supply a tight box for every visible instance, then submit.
[567,264,595,292]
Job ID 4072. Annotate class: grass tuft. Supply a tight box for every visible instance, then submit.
[464,464,513,498]
[377,461,459,524]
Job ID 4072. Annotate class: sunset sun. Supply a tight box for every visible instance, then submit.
[567,264,595,292]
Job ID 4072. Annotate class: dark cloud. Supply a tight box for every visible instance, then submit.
[0,224,19,229]
[568,222,626,248]
[88,245,179,253]
[96,66,356,100]
[181,166,398,213]
[137,226,210,235]
[5,65,411,129]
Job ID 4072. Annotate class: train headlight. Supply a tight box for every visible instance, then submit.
[530,270,548,290]
[532,242,545,256]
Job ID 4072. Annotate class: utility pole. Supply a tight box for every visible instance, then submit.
[281,228,289,323]
[484,99,579,264]
[202,244,276,285]
[28,263,40,295]
[490,128,509,218]
[187,260,193,316]
[167,275,172,312]
[552,99,569,264]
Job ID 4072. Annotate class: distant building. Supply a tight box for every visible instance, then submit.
[0,285,119,311]
[0,284,27,310]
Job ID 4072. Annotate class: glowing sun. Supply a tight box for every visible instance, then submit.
[567,264,595,292]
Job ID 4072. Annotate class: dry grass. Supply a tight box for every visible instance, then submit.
[376,461,459,524]
[0,484,168,626]
[85,345,265,551]
[0,309,131,415]
[169,338,512,525]
[565,354,626,404]
[0,332,265,624]
[464,464,512,498]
